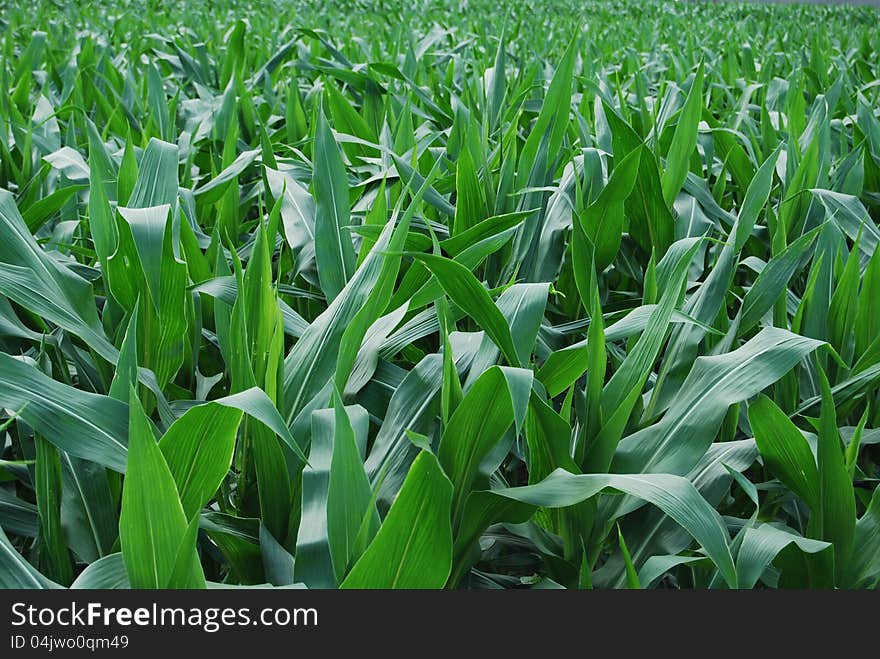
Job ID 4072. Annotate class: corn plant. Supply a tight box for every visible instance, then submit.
[0,0,879,590]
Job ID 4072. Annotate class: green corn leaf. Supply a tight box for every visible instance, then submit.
[0,353,128,472]
[749,395,819,508]
[738,227,819,335]
[735,525,830,589]
[585,238,701,472]
[159,403,244,520]
[409,253,521,367]
[481,469,737,588]
[807,367,856,583]
[662,63,704,207]
[70,553,130,589]
[313,108,355,301]
[844,488,880,588]
[120,389,196,589]
[127,138,179,209]
[341,451,454,589]
[617,525,642,589]
[0,525,60,589]
[614,328,824,477]
[579,145,642,270]
[327,396,378,581]
[439,366,518,528]
[34,436,73,585]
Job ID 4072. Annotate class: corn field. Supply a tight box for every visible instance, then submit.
[0,0,879,590]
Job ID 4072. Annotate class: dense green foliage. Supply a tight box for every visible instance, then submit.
[1,0,879,589]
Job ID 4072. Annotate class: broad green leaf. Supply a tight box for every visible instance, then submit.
[409,253,520,367]
[749,396,819,508]
[260,524,296,587]
[364,353,444,507]
[513,38,576,271]
[294,406,343,588]
[845,488,880,588]
[587,238,701,472]
[109,304,140,402]
[662,64,704,207]
[327,397,378,580]
[637,555,709,588]
[0,190,116,362]
[810,189,880,258]
[601,101,674,258]
[159,403,244,519]
[525,393,578,483]
[0,525,59,589]
[537,305,719,398]
[166,516,207,589]
[580,145,642,270]
[265,167,316,274]
[127,138,179,209]
[313,108,355,301]
[808,367,856,583]
[439,366,517,527]
[463,282,549,386]
[34,437,72,585]
[195,149,260,204]
[651,148,780,412]
[855,246,880,359]
[283,190,417,428]
[615,328,824,477]
[736,525,830,589]
[119,390,192,589]
[738,227,819,334]
[70,553,130,589]
[341,452,454,589]
[492,469,737,588]
[213,387,308,463]
[0,353,128,472]
[59,454,117,563]
[107,204,188,388]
